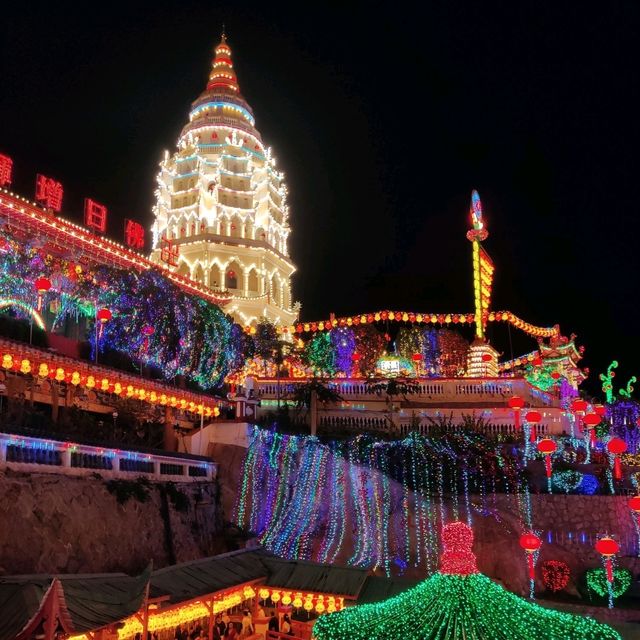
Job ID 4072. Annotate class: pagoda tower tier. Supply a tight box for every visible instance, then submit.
[150,34,298,327]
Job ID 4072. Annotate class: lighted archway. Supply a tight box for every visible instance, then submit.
[0,299,45,330]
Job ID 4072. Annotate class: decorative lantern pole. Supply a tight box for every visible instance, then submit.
[583,412,601,448]
[570,398,588,440]
[519,532,541,599]
[607,437,627,483]
[525,410,542,443]
[351,351,361,378]
[537,438,557,493]
[628,496,640,556]
[412,352,423,377]
[34,276,51,312]
[508,396,525,432]
[95,307,112,364]
[595,536,620,608]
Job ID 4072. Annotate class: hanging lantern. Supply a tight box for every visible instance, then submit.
[34,276,51,312]
[481,353,493,362]
[282,592,292,606]
[519,532,541,598]
[270,591,281,603]
[537,438,557,492]
[96,308,112,338]
[595,404,607,417]
[315,597,326,614]
[570,398,588,434]
[293,595,303,609]
[303,599,313,612]
[628,496,640,526]
[258,588,270,601]
[595,536,619,607]
[583,413,601,447]
[412,353,423,362]
[508,396,525,430]
[532,356,542,367]
[607,438,627,481]
[526,410,542,443]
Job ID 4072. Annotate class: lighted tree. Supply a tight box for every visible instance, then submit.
[437,330,469,377]
[396,326,424,361]
[331,327,356,375]
[304,332,336,377]
[312,522,620,640]
[354,325,386,376]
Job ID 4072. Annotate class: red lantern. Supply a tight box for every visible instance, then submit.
[481,353,492,362]
[595,405,607,417]
[34,276,52,311]
[351,352,361,362]
[97,308,112,323]
[519,532,541,581]
[412,353,423,362]
[595,537,619,583]
[629,496,640,527]
[550,371,561,380]
[607,437,627,480]
[508,396,525,430]
[537,438,557,478]
[142,325,155,336]
[583,412,601,447]
[532,356,542,367]
[571,398,588,413]
[526,410,542,442]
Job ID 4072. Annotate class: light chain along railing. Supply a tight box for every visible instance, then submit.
[0,431,215,481]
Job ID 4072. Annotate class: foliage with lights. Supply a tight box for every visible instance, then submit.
[311,522,620,640]
[0,233,248,389]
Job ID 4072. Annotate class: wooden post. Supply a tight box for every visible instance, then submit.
[205,598,215,640]
[163,405,177,452]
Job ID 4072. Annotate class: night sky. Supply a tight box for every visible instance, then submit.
[1,2,639,396]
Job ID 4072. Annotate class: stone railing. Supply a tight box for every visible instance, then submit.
[255,377,556,407]
[0,431,216,481]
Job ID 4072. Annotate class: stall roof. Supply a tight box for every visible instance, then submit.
[0,567,150,640]
[150,548,273,603]
[262,558,370,599]
[356,576,420,604]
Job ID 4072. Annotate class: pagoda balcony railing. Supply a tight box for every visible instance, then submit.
[254,377,556,408]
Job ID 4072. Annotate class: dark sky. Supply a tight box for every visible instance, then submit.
[1,2,639,396]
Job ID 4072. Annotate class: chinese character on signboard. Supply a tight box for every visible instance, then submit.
[35,174,64,212]
[84,198,108,233]
[124,219,145,249]
[160,236,179,267]
[0,154,13,187]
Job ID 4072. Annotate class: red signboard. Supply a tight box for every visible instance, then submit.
[124,219,145,249]
[35,174,64,212]
[84,198,108,233]
[160,236,179,267]
[0,154,13,187]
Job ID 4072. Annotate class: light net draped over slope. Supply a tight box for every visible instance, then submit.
[312,572,620,640]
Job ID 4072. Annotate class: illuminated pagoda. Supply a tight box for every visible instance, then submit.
[311,522,620,640]
[150,34,298,327]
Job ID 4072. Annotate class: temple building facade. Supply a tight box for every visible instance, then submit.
[150,35,298,327]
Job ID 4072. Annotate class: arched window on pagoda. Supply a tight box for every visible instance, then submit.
[190,222,196,236]
[226,269,238,290]
[200,221,206,233]
[180,226,186,238]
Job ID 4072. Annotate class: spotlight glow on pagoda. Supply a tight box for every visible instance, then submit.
[150,34,297,327]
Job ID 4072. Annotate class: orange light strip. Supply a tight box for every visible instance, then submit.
[287,310,560,339]
[0,340,220,417]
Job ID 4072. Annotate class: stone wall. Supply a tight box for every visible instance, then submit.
[0,468,226,575]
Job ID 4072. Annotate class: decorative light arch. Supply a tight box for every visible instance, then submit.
[0,298,45,330]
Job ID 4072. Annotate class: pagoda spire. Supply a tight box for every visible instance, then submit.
[207,32,239,93]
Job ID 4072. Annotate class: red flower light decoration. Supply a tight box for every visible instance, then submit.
[541,560,570,593]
